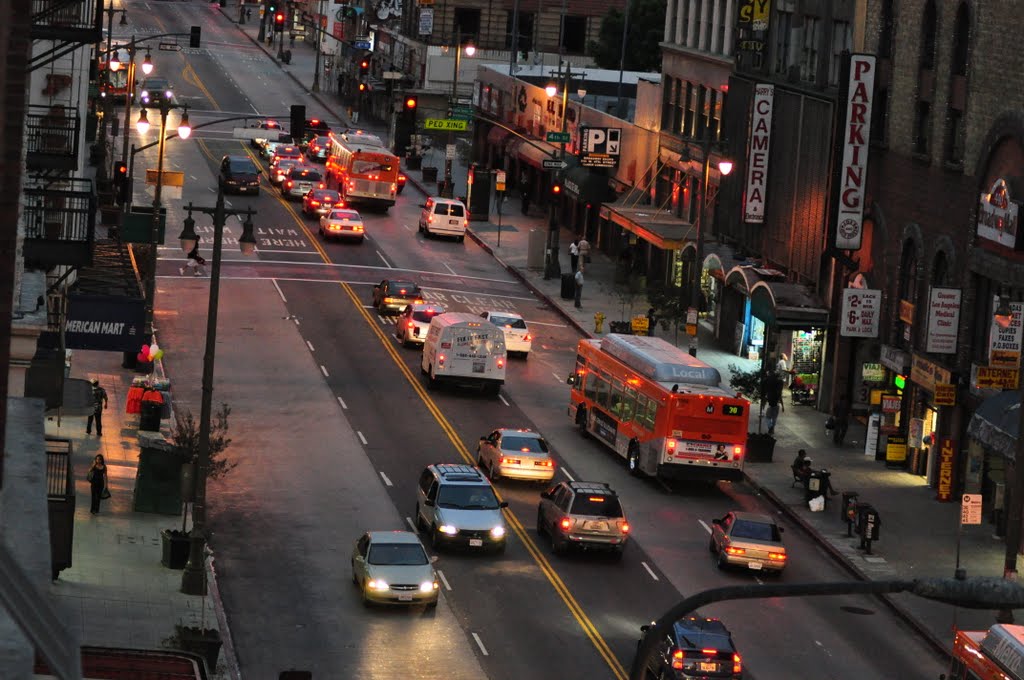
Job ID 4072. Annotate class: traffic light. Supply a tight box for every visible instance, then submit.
[290,104,306,143]
[274,11,286,31]
[359,59,369,76]
[394,96,418,155]
[113,161,130,204]
[404,96,417,111]
[189,26,201,49]
[358,82,367,92]
[551,183,562,196]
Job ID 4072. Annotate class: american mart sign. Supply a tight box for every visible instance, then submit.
[744,84,773,223]
[834,54,876,251]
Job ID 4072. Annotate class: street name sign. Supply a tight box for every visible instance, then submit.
[542,159,567,170]
[546,131,570,143]
[424,119,468,131]
[353,39,371,50]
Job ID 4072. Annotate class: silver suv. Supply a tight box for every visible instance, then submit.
[414,464,508,554]
[537,481,630,559]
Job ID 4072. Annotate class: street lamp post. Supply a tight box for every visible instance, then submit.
[442,31,474,199]
[179,191,258,596]
[311,0,325,92]
[687,137,732,357]
[543,63,574,280]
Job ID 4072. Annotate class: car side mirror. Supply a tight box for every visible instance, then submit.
[424,499,435,507]
[430,555,439,564]
[499,501,509,509]
[566,375,577,386]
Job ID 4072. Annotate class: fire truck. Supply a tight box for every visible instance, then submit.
[948,624,1024,680]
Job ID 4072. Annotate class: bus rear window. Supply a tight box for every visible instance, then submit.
[353,160,394,174]
[570,494,623,517]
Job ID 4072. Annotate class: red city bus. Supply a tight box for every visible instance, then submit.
[567,334,750,482]
[98,53,130,102]
[948,624,1024,680]
[325,131,398,210]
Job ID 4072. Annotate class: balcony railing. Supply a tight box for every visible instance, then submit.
[25,105,81,171]
[23,179,96,269]
[31,0,102,43]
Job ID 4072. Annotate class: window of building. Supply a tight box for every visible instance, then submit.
[920,1,937,69]
[772,10,793,76]
[800,16,819,83]
[662,78,674,130]
[686,82,699,137]
[828,21,851,86]
[712,90,724,140]
[898,243,919,348]
[878,0,895,58]
[932,251,949,286]
[562,15,587,54]
[912,1,938,155]
[702,88,715,136]
[674,78,684,134]
[943,2,970,166]
[913,101,931,155]
[454,7,480,41]
[505,11,535,53]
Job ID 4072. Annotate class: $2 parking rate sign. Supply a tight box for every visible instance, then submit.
[841,289,881,338]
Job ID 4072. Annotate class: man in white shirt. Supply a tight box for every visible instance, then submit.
[574,267,584,308]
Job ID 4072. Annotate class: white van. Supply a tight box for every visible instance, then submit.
[419,197,468,241]
[421,312,506,395]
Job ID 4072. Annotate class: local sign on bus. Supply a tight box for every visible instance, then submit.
[424,118,468,131]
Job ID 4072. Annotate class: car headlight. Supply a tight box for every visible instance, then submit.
[490,526,506,539]
[438,525,458,535]
[420,580,438,593]
[366,579,389,591]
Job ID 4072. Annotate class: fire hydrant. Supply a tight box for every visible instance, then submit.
[594,312,606,334]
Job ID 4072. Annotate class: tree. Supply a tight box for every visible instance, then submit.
[171,403,237,481]
[587,0,667,73]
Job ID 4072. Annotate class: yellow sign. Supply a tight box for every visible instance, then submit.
[886,435,908,463]
[424,118,467,131]
[934,383,956,406]
[631,316,649,334]
[976,366,1020,389]
[899,299,915,325]
[146,169,184,187]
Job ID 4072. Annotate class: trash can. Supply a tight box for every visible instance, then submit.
[560,273,575,300]
[804,470,825,502]
[139,400,162,432]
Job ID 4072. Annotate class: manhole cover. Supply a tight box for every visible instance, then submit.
[839,605,875,616]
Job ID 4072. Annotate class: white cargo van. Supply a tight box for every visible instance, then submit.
[421,312,507,395]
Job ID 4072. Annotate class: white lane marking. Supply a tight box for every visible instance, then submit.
[379,471,393,486]
[337,396,347,409]
[471,633,489,656]
[552,372,561,382]
[405,516,418,532]
[698,519,712,534]
[524,319,570,328]
[443,262,456,275]
[250,103,260,114]
[189,175,198,180]
[498,394,509,406]
[293,318,300,326]
[754,575,764,585]
[320,364,329,377]
[641,562,660,581]
[357,431,368,445]
[560,468,575,481]
[376,250,392,268]
[402,223,412,231]
[306,340,315,352]
[437,570,452,591]
[225,200,233,208]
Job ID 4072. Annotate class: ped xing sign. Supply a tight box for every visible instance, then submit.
[424,118,467,131]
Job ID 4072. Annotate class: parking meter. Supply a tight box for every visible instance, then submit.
[856,504,881,553]
[841,491,859,536]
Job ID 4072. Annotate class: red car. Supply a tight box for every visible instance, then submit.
[302,188,343,218]
[397,172,407,194]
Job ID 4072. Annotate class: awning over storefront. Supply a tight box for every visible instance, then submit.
[967,389,1021,461]
[600,203,695,250]
[563,166,612,204]
[510,138,561,169]
[724,265,829,329]
[487,125,513,146]
[701,241,742,281]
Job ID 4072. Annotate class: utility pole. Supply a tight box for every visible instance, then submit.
[543,61,573,280]
[311,0,325,92]
[614,0,632,118]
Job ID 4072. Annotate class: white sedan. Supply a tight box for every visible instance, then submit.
[481,311,532,358]
[351,531,439,607]
[319,208,365,242]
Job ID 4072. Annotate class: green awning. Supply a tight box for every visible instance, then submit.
[563,166,611,204]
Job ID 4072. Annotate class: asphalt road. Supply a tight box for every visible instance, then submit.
[131,3,950,679]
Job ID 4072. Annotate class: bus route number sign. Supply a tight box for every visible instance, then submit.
[723,404,745,416]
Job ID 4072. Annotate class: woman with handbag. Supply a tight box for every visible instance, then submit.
[87,454,110,514]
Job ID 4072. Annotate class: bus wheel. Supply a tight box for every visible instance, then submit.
[627,444,642,477]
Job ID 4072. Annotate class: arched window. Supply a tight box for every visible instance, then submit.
[932,250,949,287]
[898,241,919,348]
[943,3,970,165]
[913,1,938,155]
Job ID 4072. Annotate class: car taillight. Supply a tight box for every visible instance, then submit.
[391,183,397,192]
[671,650,684,670]
[559,518,571,530]
[725,546,746,556]
[318,183,325,189]
[407,322,415,328]
[438,354,445,366]
[666,440,677,455]
[538,460,553,467]
[768,551,786,560]
[286,180,293,188]
[311,200,320,206]
[619,521,630,533]
[733,445,743,458]
[354,225,363,231]
[497,357,505,368]
[428,215,434,223]
[414,299,424,304]
[524,334,532,341]
[733,653,742,674]
[349,181,355,190]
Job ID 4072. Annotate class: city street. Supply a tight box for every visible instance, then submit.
[125,2,948,678]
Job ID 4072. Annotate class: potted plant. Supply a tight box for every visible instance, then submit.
[727,364,777,462]
[161,404,236,569]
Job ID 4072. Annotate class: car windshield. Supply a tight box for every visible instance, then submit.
[433,203,465,217]
[412,310,441,322]
[731,519,781,542]
[143,78,169,90]
[489,315,527,329]
[229,159,257,173]
[501,435,548,453]
[569,494,624,517]
[436,485,500,509]
[367,542,428,566]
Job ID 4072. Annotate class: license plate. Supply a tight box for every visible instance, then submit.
[584,521,608,531]
[472,361,485,373]
[748,561,763,570]
[398,595,412,601]
[699,662,718,672]
[469,539,483,547]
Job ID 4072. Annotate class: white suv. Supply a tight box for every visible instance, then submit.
[414,464,508,554]
[419,197,468,241]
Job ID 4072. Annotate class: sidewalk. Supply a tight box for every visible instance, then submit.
[219,6,1006,656]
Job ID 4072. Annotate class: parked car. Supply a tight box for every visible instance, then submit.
[476,428,555,483]
[350,531,439,607]
[480,311,532,358]
[319,208,365,242]
[636,617,743,679]
[372,279,424,315]
[537,481,629,558]
[302,188,343,217]
[395,302,446,347]
[218,155,260,195]
[708,511,787,574]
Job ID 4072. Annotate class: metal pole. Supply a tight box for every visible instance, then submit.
[508,0,519,76]
[144,104,167,339]
[614,0,632,118]
[312,0,324,92]
[998,389,1024,622]
[120,40,136,167]
[689,137,711,357]
[443,28,460,199]
[181,190,227,596]
[257,0,267,42]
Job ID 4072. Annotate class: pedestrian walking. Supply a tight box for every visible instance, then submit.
[86,379,108,437]
[87,454,110,514]
[646,307,657,337]
[574,266,584,308]
[761,370,784,435]
[833,395,850,446]
[578,236,591,264]
[180,243,207,277]
[520,174,531,215]
[569,238,580,273]
[777,352,792,387]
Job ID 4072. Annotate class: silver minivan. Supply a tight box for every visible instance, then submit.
[414,464,508,554]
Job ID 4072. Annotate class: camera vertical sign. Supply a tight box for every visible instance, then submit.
[841,288,881,337]
[744,84,773,224]
[835,54,876,251]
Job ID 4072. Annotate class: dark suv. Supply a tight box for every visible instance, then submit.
[636,617,743,679]
[219,155,260,195]
[537,481,629,558]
